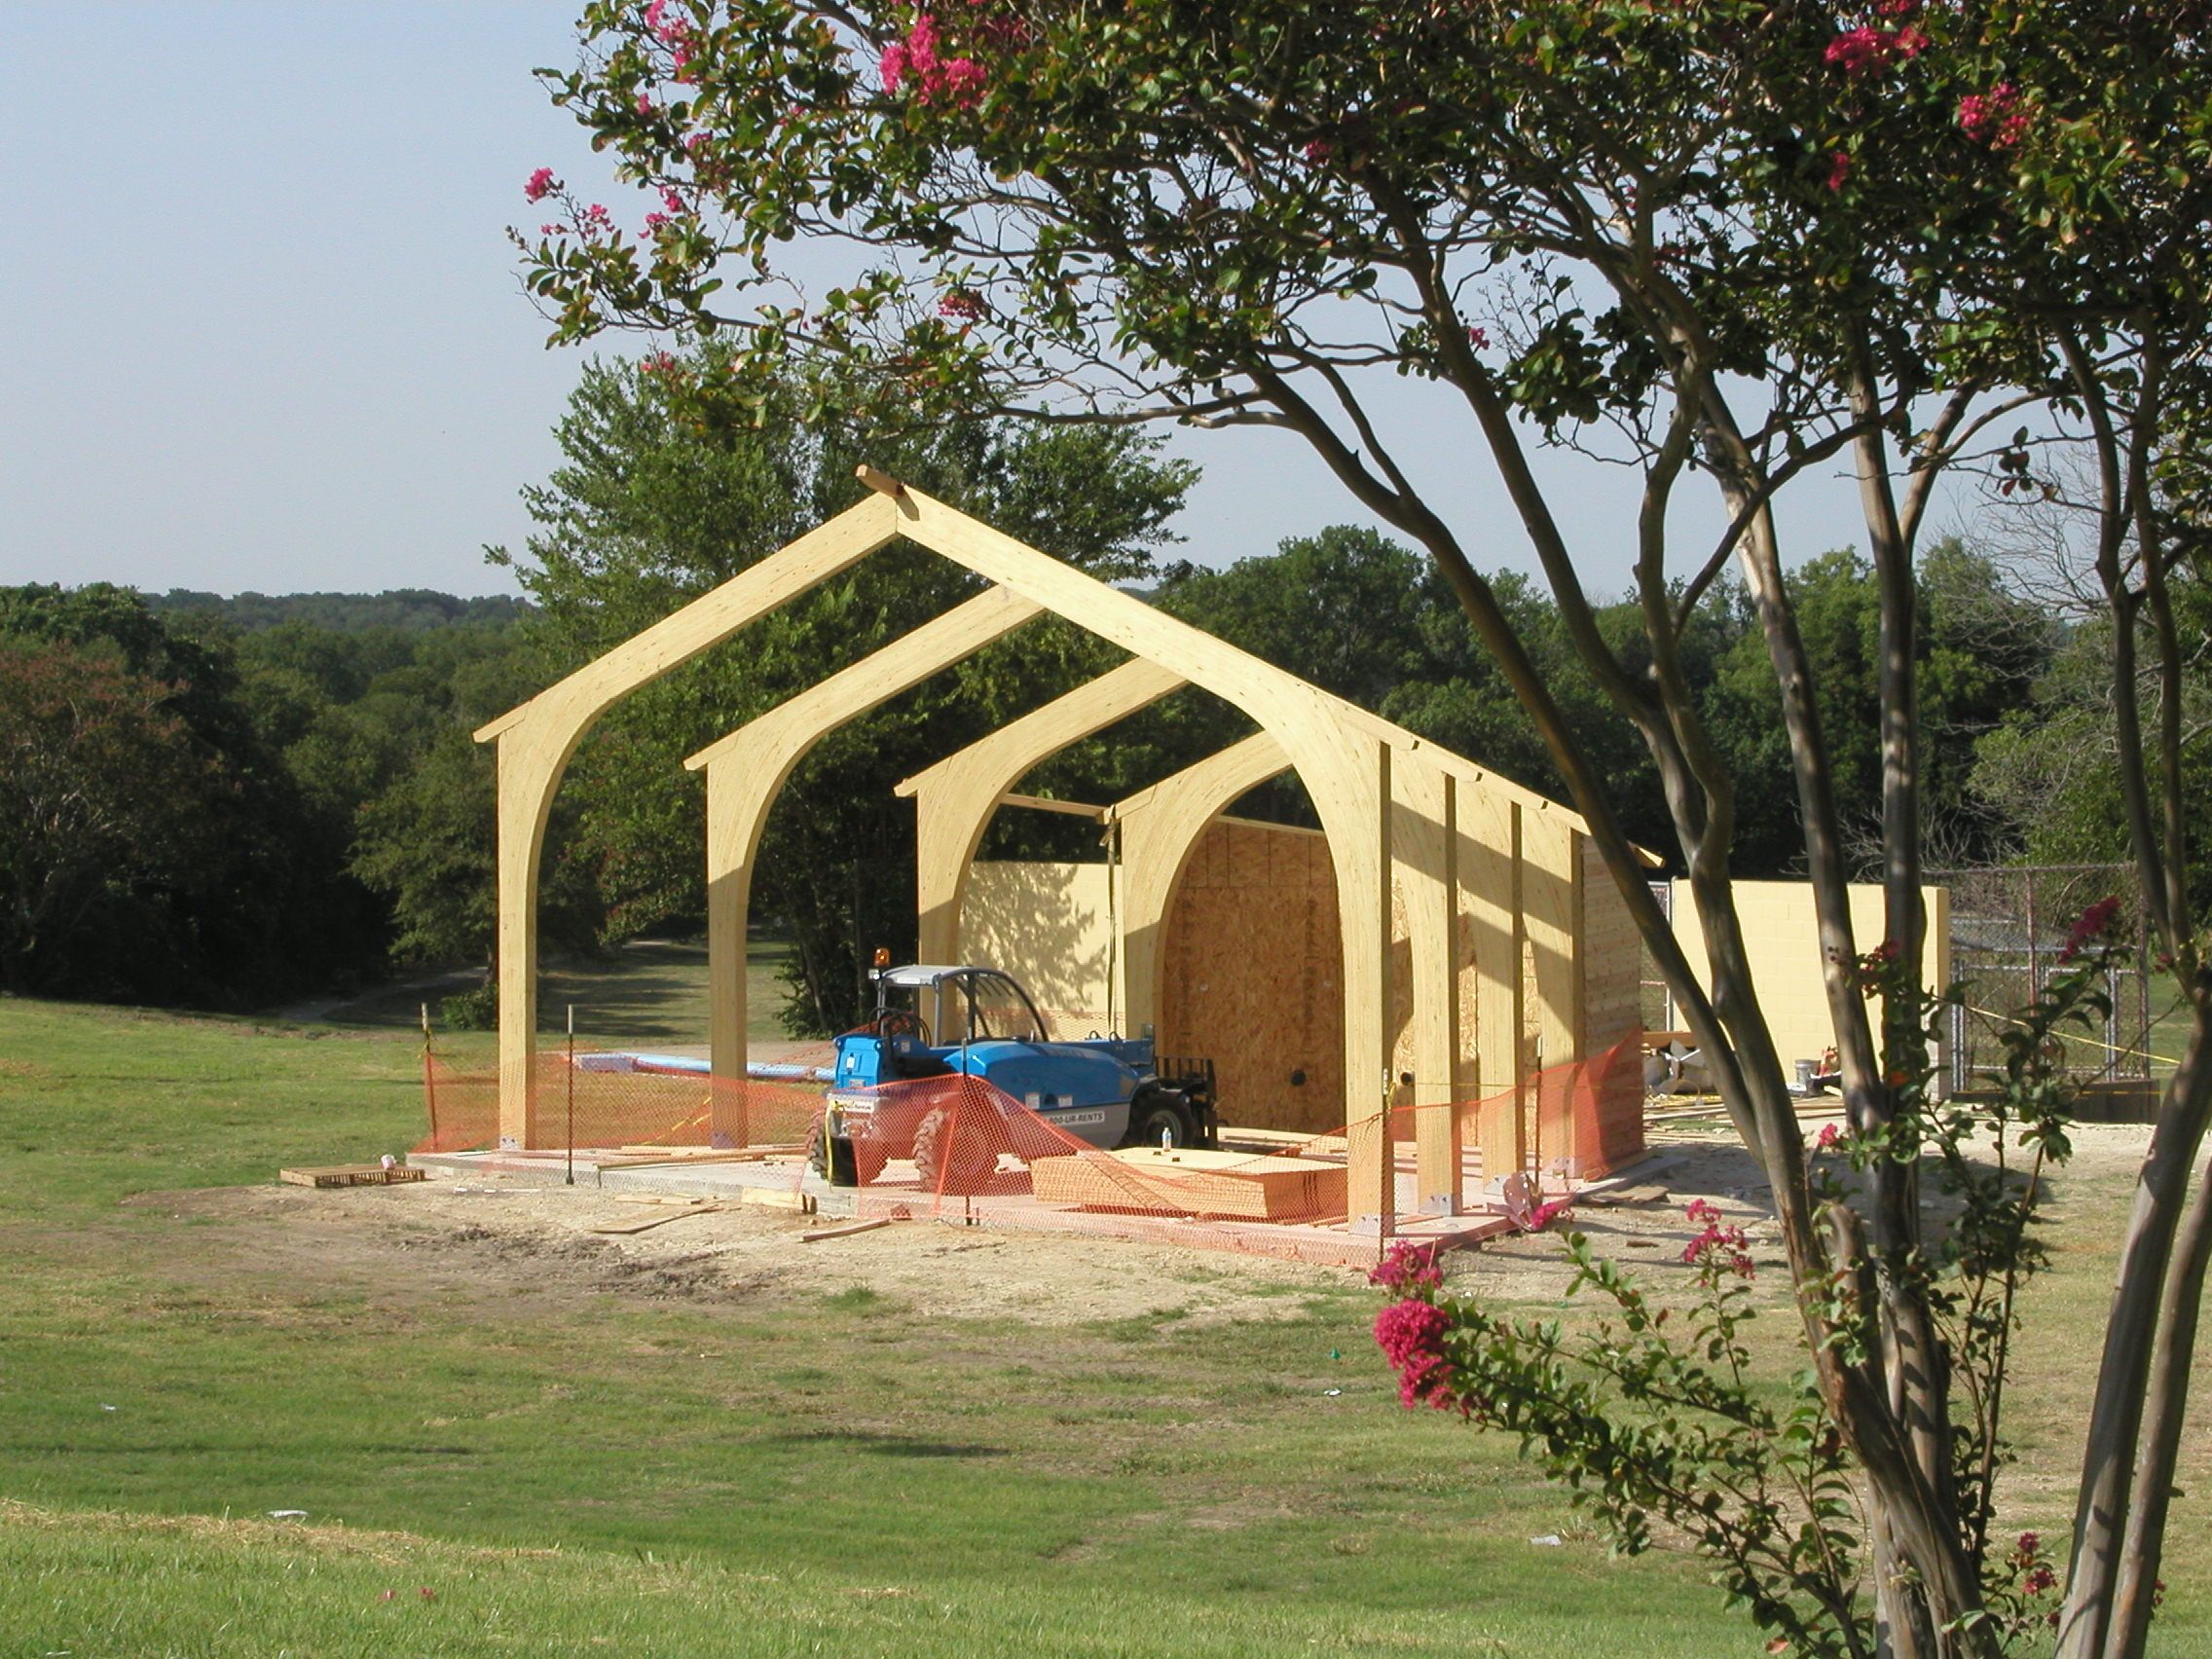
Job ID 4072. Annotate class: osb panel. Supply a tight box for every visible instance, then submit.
[963,861,1117,1028]
[1578,837,1644,1054]
[1576,836,1648,1174]
[1160,821,1347,1133]
[1388,876,1415,1090]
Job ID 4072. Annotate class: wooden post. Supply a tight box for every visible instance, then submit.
[1335,737,1395,1238]
[1462,785,1526,1186]
[1522,809,1581,1181]
[1393,756,1460,1213]
[420,1002,439,1151]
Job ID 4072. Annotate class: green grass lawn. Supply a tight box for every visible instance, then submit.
[309,935,793,1049]
[0,991,2203,1656]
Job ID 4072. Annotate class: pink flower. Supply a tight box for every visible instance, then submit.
[1303,138,1334,164]
[1685,1198,1723,1225]
[641,350,680,375]
[879,16,989,106]
[539,222,565,237]
[581,203,613,235]
[661,187,684,212]
[1816,1123,1842,1151]
[2017,1530,2041,1555]
[1374,1297,1455,1406]
[637,92,656,116]
[1825,24,1926,76]
[935,56,986,107]
[645,212,672,232]
[1825,150,1852,192]
[1368,1241,1443,1292]
[1465,324,1490,350]
[2058,896,2123,962]
[1683,1217,1756,1278]
[1959,83,2031,150]
[937,288,984,320]
[645,0,687,47]
[524,166,557,203]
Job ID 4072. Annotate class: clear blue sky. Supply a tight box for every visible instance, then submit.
[0,4,1894,602]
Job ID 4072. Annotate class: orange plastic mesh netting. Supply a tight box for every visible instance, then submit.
[415,1037,1646,1247]
[414,1051,826,1155]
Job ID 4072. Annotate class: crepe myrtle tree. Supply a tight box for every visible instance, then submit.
[515,4,2212,1653]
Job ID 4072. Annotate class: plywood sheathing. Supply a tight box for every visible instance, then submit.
[1113,730,1291,1043]
[1158,819,1344,1134]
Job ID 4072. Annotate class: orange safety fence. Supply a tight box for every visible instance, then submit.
[418,1035,1647,1242]
[414,1051,829,1156]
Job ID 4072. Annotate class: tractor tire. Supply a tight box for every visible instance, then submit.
[807,1120,859,1187]
[912,1104,996,1196]
[1126,1088,1198,1151]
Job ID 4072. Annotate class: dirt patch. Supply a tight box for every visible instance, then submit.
[126,1116,2156,1328]
[133,1176,1354,1327]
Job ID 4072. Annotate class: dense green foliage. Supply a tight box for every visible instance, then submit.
[0,511,2126,1021]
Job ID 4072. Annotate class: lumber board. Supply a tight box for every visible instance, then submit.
[800,1217,893,1242]
[589,1202,722,1235]
[739,1187,817,1214]
[601,1146,801,1167]
[278,1164,426,1189]
[1029,1147,1346,1221]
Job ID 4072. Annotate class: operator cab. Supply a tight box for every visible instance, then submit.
[874,964,1047,1048]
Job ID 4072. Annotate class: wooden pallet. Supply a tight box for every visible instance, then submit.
[1029,1147,1346,1221]
[278,1163,426,1189]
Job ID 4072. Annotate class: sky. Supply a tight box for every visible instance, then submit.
[0,4,1907,604]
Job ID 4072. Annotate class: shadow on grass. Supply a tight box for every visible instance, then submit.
[758,1429,1011,1460]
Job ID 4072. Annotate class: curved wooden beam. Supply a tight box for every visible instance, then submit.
[1112,732,1292,1043]
[895,656,1187,966]
[476,494,902,1145]
[889,484,1398,1227]
[682,585,1045,1131]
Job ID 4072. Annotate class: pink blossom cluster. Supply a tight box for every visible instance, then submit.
[938,288,985,321]
[1373,1296,1456,1408]
[525,166,558,203]
[645,0,698,80]
[1825,22,1929,76]
[2058,895,2124,962]
[1815,1121,1846,1152]
[1958,83,2031,149]
[1368,1240,1443,1294]
[580,203,613,236]
[880,15,988,108]
[1825,150,1853,192]
[641,350,681,375]
[1681,1199,1755,1277]
[1464,323,1491,350]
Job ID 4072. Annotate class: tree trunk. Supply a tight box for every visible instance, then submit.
[2056,1018,2212,1658]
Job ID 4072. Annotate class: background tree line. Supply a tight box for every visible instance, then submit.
[0,354,2160,1028]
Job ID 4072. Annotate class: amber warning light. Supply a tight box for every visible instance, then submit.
[872,946,892,969]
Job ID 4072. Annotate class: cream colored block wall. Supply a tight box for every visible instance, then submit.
[1668,879,1951,1073]
[962,860,1118,1028]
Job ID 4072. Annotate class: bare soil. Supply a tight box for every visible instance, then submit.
[128,1115,2158,1328]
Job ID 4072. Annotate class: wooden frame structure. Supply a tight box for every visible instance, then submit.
[475,470,1641,1234]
